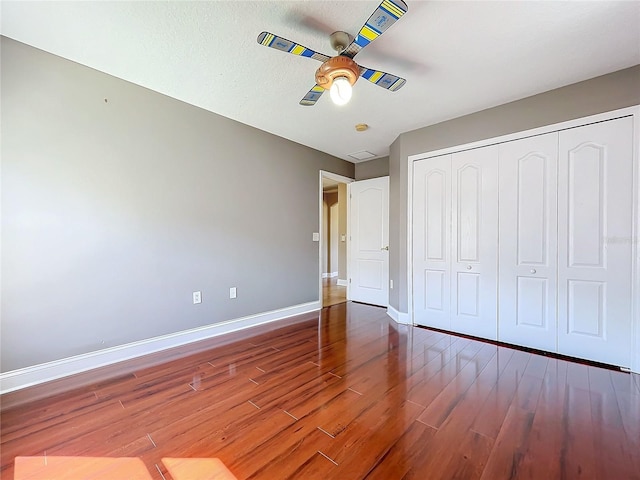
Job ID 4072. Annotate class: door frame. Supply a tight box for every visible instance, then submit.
[319,171,354,307]
[407,105,640,372]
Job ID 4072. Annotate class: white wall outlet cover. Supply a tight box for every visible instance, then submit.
[312,232,320,242]
[229,287,237,299]
[390,279,394,289]
[193,291,202,304]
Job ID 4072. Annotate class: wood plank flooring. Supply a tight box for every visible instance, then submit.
[322,277,346,307]
[1,302,639,480]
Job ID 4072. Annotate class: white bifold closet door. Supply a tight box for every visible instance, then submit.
[412,155,452,331]
[498,133,558,351]
[450,147,498,339]
[557,117,634,367]
[413,147,498,339]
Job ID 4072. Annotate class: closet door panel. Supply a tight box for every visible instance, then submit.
[451,146,498,339]
[498,133,558,351]
[558,116,634,367]
[412,155,452,329]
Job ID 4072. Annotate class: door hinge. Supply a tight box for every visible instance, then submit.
[349,278,352,283]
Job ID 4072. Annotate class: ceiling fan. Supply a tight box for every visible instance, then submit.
[257,0,408,106]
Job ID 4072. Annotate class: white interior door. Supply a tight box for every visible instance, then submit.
[557,117,634,367]
[450,146,499,339]
[412,155,452,329]
[498,133,558,351]
[348,177,389,307]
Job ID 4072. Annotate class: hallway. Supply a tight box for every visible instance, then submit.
[322,277,347,307]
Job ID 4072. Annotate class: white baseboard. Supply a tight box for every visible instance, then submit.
[387,305,412,325]
[337,279,348,286]
[0,301,321,395]
[322,272,339,278]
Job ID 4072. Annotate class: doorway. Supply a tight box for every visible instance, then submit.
[320,171,353,307]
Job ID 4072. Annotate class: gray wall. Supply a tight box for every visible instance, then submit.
[0,37,354,372]
[388,65,640,314]
[354,156,389,180]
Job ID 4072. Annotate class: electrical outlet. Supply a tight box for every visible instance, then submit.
[229,287,237,299]
[193,291,202,304]
[390,279,394,289]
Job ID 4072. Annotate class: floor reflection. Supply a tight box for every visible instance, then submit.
[14,456,237,480]
[15,457,150,480]
[163,458,237,480]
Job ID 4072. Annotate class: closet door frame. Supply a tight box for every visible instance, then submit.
[407,105,640,373]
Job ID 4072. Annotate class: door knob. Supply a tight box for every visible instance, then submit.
[467,265,472,270]
[530,269,537,274]
[381,246,389,251]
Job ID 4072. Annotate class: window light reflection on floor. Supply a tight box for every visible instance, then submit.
[14,456,237,480]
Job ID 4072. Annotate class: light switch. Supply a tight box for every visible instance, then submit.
[341,234,346,242]
[312,232,320,242]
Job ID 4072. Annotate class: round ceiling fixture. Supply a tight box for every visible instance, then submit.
[355,123,369,132]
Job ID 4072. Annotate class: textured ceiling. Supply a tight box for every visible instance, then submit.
[2,1,639,162]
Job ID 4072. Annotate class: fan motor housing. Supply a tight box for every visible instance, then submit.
[315,56,359,90]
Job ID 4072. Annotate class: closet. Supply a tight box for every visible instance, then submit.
[412,114,635,367]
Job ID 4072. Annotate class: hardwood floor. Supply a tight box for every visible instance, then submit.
[322,277,346,307]
[2,302,639,479]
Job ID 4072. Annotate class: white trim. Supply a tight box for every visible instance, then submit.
[633,110,640,374]
[406,105,640,373]
[0,301,320,394]
[346,183,351,301]
[406,149,414,325]
[322,272,338,279]
[337,279,348,286]
[387,305,412,325]
[321,171,355,184]
[319,171,354,307]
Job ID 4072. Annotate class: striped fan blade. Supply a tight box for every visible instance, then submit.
[359,66,406,91]
[342,0,408,58]
[257,32,331,63]
[299,85,325,106]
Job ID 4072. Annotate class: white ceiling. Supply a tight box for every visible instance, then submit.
[2,1,639,162]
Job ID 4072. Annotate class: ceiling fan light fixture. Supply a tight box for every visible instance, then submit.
[258,0,409,107]
[314,55,359,105]
[330,76,352,106]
